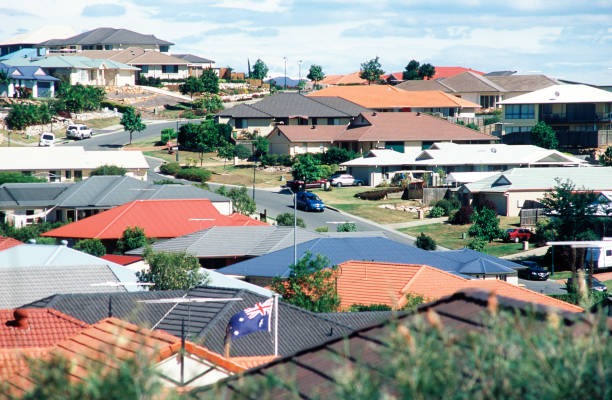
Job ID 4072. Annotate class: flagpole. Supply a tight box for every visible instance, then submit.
[273,293,279,356]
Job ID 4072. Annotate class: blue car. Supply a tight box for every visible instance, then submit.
[296,192,325,212]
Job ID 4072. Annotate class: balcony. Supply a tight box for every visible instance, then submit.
[540,112,612,124]
[502,130,612,149]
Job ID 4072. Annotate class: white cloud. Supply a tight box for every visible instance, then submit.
[211,0,289,12]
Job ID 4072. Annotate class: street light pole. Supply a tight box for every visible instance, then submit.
[283,57,287,90]
[252,162,256,201]
[298,60,302,93]
[286,187,297,266]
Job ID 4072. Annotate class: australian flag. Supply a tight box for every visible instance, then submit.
[226,298,274,341]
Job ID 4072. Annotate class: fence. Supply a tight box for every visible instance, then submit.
[423,188,449,205]
[519,208,547,227]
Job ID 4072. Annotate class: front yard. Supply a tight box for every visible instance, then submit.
[311,187,420,225]
[399,217,526,257]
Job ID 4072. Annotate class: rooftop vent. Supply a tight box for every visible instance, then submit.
[372,112,377,116]
[9,309,29,330]
[416,112,421,116]
[311,125,316,129]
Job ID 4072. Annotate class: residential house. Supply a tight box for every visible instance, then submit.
[0,243,141,308]
[2,55,138,86]
[499,84,612,150]
[460,167,612,216]
[318,72,368,85]
[0,25,77,56]
[398,72,559,109]
[198,289,603,399]
[173,53,217,77]
[342,142,586,186]
[0,147,148,182]
[308,85,481,116]
[0,308,89,379]
[69,48,190,80]
[216,93,369,137]
[0,236,22,251]
[217,237,520,287]
[38,27,174,53]
[26,286,387,357]
[2,316,275,395]
[334,260,581,312]
[320,67,486,87]
[0,62,59,98]
[41,199,267,246]
[267,124,346,156]
[0,176,233,227]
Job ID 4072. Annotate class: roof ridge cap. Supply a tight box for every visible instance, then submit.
[306,96,351,117]
[198,288,248,337]
[482,280,583,311]
[241,102,274,118]
[95,200,138,238]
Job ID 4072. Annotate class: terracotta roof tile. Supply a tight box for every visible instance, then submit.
[336,261,582,313]
[0,308,89,348]
[308,85,480,109]
[0,236,23,251]
[41,199,267,239]
[100,254,142,265]
[230,355,279,370]
[0,348,49,379]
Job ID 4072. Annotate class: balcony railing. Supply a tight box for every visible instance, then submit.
[502,130,612,148]
[540,112,612,124]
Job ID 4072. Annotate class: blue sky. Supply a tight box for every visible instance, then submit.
[2,0,612,83]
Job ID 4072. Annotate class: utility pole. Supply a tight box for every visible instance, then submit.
[298,60,302,93]
[283,57,287,90]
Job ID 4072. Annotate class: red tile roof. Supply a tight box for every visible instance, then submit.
[0,308,89,348]
[336,261,583,313]
[41,199,267,240]
[319,72,367,85]
[0,348,48,380]
[100,254,142,265]
[429,66,485,80]
[0,236,23,251]
[4,317,272,396]
[308,85,480,109]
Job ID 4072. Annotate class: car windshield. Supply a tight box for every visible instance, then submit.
[80,126,88,130]
[330,174,341,179]
[506,229,515,232]
[42,135,53,140]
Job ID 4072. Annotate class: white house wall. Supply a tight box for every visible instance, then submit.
[212,200,233,216]
[140,65,189,80]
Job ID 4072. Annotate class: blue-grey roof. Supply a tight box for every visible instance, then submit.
[435,248,521,274]
[217,237,517,278]
[204,268,273,297]
[0,62,59,81]
[0,182,72,207]
[0,244,139,290]
[40,27,173,46]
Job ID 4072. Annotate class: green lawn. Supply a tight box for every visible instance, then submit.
[604,280,612,291]
[399,217,525,256]
[86,117,121,129]
[549,271,573,280]
[311,187,419,225]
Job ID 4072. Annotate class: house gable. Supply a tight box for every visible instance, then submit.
[492,175,512,187]
[535,153,572,163]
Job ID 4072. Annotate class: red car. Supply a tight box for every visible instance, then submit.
[506,228,532,243]
[286,179,328,191]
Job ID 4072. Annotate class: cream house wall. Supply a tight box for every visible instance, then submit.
[140,65,189,80]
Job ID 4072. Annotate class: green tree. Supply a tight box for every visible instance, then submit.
[160,128,177,145]
[200,68,219,94]
[216,185,256,215]
[89,165,127,176]
[116,226,147,253]
[276,212,306,228]
[74,238,106,257]
[54,84,105,113]
[251,59,269,80]
[402,60,420,80]
[252,136,269,158]
[192,93,224,113]
[179,76,204,98]
[217,142,235,169]
[417,63,436,79]
[599,146,612,166]
[359,57,384,85]
[0,172,45,184]
[530,121,558,149]
[138,248,206,290]
[468,207,503,242]
[233,144,252,160]
[337,222,357,232]
[307,64,325,86]
[291,153,322,181]
[415,232,437,250]
[120,107,146,145]
[270,252,340,312]
[466,237,487,252]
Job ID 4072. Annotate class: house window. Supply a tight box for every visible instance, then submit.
[480,95,496,109]
[49,171,59,182]
[74,170,82,181]
[159,46,169,52]
[21,171,31,176]
[235,118,247,129]
[96,45,103,50]
[104,45,113,50]
[421,141,434,150]
[138,65,149,73]
[385,141,404,153]
[162,65,178,74]
[505,104,535,119]
[607,250,612,257]
[65,170,72,180]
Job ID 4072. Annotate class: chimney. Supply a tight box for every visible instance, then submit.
[13,309,29,330]
[372,112,377,116]
[311,125,316,129]
[416,112,421,116]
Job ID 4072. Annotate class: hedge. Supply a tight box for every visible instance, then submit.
[176,168,211,183]
[160,162,182,176]
[100,101,132,113]
[354,187,404,200]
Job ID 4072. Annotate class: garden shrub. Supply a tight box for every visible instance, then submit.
[415,232,437,250]
[176,167,211,183]
[160,128,177,145]
[450,205,474,225]
[160,162,181,176]
[100,101,132,113]
[428,206,445,218]
[354,187,403,200]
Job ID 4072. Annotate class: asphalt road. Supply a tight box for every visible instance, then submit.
[62,119,201,151]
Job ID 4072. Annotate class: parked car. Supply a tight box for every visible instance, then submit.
[38,132,55,147]
[329,173,364,187]
[66,124,93,140]
[296,191,325,212]
[286,179,328,191]
[567,276,607,292]
[517,261,550,281]
[505,228,532,243]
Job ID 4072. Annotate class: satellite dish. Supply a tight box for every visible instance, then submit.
[555,91,560,97]
[491,148,497,153]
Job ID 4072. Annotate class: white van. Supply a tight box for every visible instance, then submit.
[585,241,612,269]
[39,132,55,147]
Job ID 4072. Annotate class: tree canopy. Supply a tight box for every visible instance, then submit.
[179,76,204,98]
[138,248,206,291]
[291,154,323,181]
[89,165,127,176]
[0,172,45,184]
[276,212,306,228]
[251,59,269,80]
[216,185,256,215]
[415,232,437,250]
[270,252,340,313]
[200,68,219,94]
[599,146,612,166]
[530,121,558,149]
[359,57,384,85]
[120,107,146,145]
[307,65,325,84]
[468,207,503,242]
[74,238,106,257]
[402,60,436,80]
[116,226,147,253]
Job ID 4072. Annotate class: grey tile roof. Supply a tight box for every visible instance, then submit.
[0,265,127,309]
[318,311,399,330]
[217,93,365,119]
[172,54,215,64]
[396,79,455,92]
[309,96,371,115]
[126,226,322,257]
[41,27,173,46]
[54,176,229,207]
[0,182,71,207]
[25,290,187,326]
[439,71,506,92]
[487,74,559,92]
